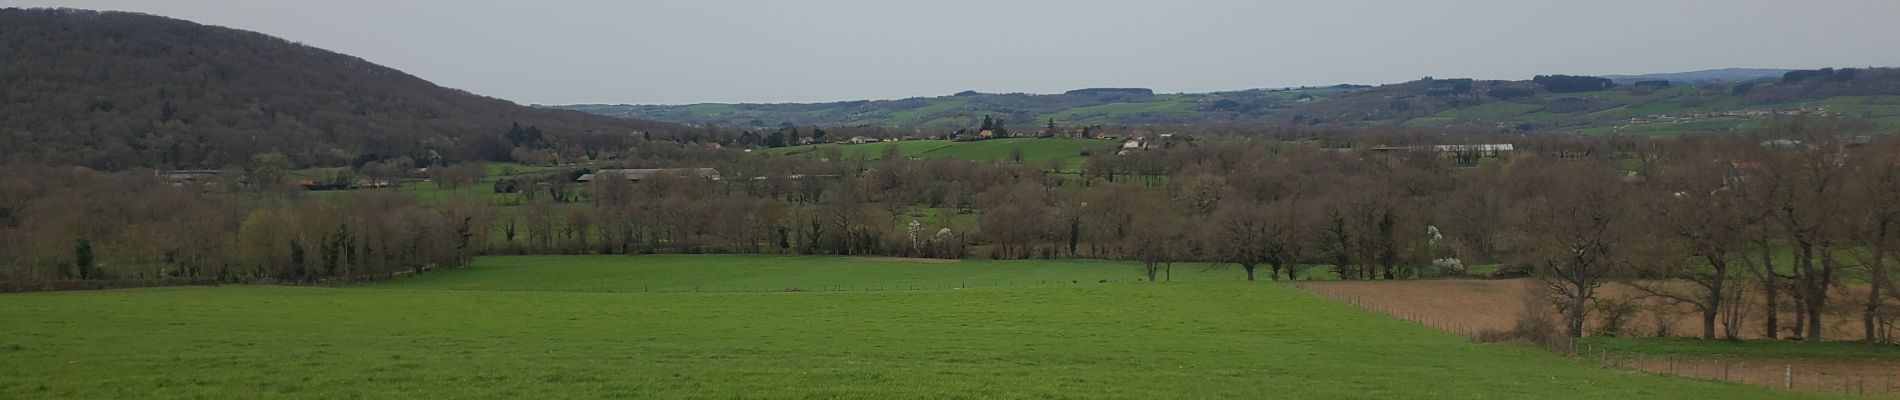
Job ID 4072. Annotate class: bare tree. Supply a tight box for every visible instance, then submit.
[1206,200,1271,280]
[1737,115,1863,341]
[1846,141,1900,342]
[1636,152,1753,340]
[1123,212,1187,282]
[1508,159,1643,338]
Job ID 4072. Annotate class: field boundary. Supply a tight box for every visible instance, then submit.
[1580,348,1900,396]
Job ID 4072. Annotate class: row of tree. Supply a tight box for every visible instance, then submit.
[3,116,1895,343]
[0,165,481,287]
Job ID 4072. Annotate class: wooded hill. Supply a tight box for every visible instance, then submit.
[562,68,1900,136]
[0,8,688,170]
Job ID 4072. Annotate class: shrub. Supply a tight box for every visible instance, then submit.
[1492,263,1534,279]
[1592,297,1641,337]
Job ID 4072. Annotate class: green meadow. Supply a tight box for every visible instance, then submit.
[0,255,1837,399]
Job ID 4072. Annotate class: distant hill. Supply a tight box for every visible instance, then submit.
[558,85,1360,132]
[562,69,1900,136]
[1602,68,1792,84]
[0,8,684,170]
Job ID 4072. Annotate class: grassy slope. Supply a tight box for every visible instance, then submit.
[0,255,1835,399]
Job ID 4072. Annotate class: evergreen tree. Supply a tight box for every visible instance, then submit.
[74,238,94,279]
[506,122,526,146]
[980,115,995,131]
[764,131,787,148]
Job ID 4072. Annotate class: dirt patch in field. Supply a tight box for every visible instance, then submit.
[1300,279,1900,396]
[1299,279,1892,341]
[1609,356,1900,396]
[848,256,959,264]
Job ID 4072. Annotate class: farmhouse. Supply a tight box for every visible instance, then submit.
[157,169,222,183]
[1360,143,1515,165]
[576,168,722,182]
[1432,144,1515,158]
[747,173,842,181]
[1117,137,1150,155]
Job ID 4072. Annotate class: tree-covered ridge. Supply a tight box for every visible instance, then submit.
[563,68,1900,136]
[0,8,687,170]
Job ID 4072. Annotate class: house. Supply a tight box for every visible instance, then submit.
[158,169,222,183]
[747,174,842,181]
[1359,144,1514,165]
[1432,144,1515,158]
[576,168,722,182]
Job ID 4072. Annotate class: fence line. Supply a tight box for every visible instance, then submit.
[1590,348,1899,396]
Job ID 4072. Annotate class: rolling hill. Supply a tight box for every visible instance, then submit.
[1602,68,1793,84]
[0,8,684,170]
[562,68,1900,136]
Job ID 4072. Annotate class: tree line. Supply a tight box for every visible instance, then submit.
[2,116,1896,344]
[0,165,482,290]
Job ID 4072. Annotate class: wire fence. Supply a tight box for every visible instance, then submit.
[1580,344,1900,397]
[1297,283,1513,341]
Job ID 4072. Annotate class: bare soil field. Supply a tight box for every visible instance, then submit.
[1299,278,1892,341]
[1300,278,1900,396]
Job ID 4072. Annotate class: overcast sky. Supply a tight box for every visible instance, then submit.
[7,0,1900,105]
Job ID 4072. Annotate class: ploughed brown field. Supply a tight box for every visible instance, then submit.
[1299,278,1900,396]
[1299,278,1891,341]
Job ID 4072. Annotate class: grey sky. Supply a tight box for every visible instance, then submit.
[7,0,1900,105]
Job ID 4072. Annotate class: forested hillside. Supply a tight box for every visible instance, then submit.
[0,8,686,170]
[564,68,1900,136]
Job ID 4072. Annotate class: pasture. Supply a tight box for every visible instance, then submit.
[0,256,1836,399]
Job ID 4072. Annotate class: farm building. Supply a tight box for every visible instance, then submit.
[576,168,722,182]
[1360,144,1515,165]
[157,169,222,183]
[1432,144,1515,158]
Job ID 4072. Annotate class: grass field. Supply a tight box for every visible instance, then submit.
[0,255,1836,399]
